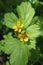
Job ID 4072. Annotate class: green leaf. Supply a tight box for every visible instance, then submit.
[27,24,40,39]
[41,30,43,36]
[4,13,18,28]
[29,0,39,6]
[38,16,43,28]
[26,22,40,49]
[3,33,19,54]
[30,48,40,63]
[10,43,29,65]
[3,33,30,65]
[17,2,35,28]
[29,0,39,4]
[28,39,36,49]
[30,16,39,25]
[6,62,9,65]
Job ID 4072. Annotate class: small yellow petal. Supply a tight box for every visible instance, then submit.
[15,29,18,31]
[24,37,28,42]
[21,31,25,34]
[19,29,21,33]
[20,38,23,41]
[26,33,29,36]
[20,24,24,28]
[18,34,22,38]
[13,25,17,29]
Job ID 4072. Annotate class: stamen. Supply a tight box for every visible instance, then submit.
[13,21,29,43]
[20,38,23,41]
[24,37,28,42]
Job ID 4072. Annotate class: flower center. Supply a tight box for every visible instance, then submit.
[13,21,29,42]
[18,31,29,42]
[13,21,24,33]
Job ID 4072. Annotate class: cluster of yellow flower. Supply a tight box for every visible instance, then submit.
[13,21,29,42]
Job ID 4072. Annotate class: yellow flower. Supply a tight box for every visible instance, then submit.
[18,31,29,42]
[24,37,28,42]
[13,21,24,33]
[13,21,29,42]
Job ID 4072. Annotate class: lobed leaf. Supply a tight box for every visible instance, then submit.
[17,2,35,28]
[4,13,18,28]
[3,33,30,65]
[27,24,40,39]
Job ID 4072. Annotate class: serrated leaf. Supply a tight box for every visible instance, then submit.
[38,16,43,28]
[41,30,43,36]
[3,33,30,65]
[17,2,35,28]
[27,24,40,39]
[4,13,18,28]
[3,33,19,54]
[10,43,29,65]
[28,39,36,49]
[30,16,39,25]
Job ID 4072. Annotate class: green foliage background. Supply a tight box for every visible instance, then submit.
[0,0,43,65]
